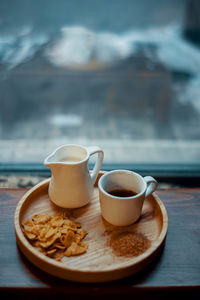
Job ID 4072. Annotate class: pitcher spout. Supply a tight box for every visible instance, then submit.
[43,146,62,167]
[44,144,90,167]
[44,156,54,167]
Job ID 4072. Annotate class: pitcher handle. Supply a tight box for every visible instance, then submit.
[87,146,104,185]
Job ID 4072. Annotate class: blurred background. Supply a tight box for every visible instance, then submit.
[0,0,200,171]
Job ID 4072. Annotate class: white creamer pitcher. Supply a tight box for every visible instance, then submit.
[44,144,104,208]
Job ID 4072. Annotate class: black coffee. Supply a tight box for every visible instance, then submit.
[108,189,137,198]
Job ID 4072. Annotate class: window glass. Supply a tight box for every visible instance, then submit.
[0,0,200,166]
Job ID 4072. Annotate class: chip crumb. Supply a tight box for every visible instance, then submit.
[22,212,88,260]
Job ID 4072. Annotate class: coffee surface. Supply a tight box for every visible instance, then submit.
[108,189,137,197]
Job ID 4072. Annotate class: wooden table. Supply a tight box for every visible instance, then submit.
[0,188,199,299]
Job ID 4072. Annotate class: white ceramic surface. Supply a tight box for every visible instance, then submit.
[98,170,157,226]
[44,144,104,208]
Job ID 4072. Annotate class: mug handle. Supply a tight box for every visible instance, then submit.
[87,146,104,185]
[144,176,158,198]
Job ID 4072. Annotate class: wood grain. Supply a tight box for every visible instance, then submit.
[0,183,200,297]
[14,173,168,282]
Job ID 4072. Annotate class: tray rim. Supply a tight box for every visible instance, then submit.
[14,172,168,281]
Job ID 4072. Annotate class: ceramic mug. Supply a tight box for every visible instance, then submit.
[44,144,104,208]
[98,170,157,226]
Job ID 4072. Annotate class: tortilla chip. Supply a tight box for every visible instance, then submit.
[22,212,88,260]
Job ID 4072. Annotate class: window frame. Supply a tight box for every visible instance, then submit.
[1,162,200,187]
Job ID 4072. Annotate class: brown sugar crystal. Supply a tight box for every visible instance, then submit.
[110,231,151,257]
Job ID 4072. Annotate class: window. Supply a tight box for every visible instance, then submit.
[0,0,200,178]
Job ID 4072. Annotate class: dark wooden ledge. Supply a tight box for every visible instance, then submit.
[0,187,199,299]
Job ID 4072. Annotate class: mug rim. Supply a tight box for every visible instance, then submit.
[98,170,147,200]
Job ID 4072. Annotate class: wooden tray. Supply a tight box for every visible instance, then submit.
[14,172,168,283]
